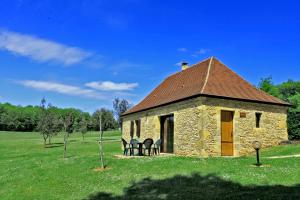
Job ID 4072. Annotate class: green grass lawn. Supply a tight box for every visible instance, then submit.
[0,131,300,200]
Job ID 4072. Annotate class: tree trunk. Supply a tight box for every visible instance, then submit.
[63,123,67,158]
[82,134,84,142]
[98,113,105,169]
[64,133,67,158]
[98,130,105,169]
[44,137,47,146]
[48,136,51,145]
[43,134,48,146]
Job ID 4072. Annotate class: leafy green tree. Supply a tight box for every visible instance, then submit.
[287,111,300,140]
[37,99,60,145]
[113,98,131,128]
[258,76,280,97]
[288,93,300,112]
[259,78,300,140]
[0,105,4,130]
[278,80,300,101]
[61,112,75,158]
[0,102,41,131]
[77,114,88,141]
[92,108,117,131]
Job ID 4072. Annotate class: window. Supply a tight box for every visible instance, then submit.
[135,119,141,138]
[130,121,134,138]
[255,113,262,128]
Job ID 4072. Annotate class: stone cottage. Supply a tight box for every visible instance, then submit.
[122,57,289,157]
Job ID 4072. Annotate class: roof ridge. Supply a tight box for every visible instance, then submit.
[188,56,213,68]
[201,57,213,93]
[213,58,286,103]
[166,56,212,78]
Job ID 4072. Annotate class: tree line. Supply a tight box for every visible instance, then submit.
[0,98,130,133]
[258,77,300,139]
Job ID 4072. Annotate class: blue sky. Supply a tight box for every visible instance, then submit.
[0,0,299,113]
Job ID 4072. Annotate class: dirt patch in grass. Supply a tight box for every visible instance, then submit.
[93,166,112,172]
[249,164,271,168]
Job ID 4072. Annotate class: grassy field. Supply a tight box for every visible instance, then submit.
[0,131,300,200]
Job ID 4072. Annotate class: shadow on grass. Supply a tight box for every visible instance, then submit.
[83,173,300,200]
[45,142,64,148]
[44,139,82,148]
[45,145,64,148]
[51,142,64,145]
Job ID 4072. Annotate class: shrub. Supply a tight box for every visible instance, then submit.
[287,111,300,140]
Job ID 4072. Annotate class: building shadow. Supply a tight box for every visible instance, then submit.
[83,173,300,200]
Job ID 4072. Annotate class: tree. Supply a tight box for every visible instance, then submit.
[62,112,75,158]
[0,105,4,130]
[97,110,105,169]
[259,77,300,140]
[113,98,131,128]
[78,114,88,141]
[92,108,117,131]
[278,80,300,101]
[0,103,41,131]
[258,76,280,97]
[37,99,60,146]
[287,111,300,140]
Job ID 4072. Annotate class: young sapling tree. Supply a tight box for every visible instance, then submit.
[63,113,74,158]
[98,111,105,169]
[38,98,59,146]
[78,115,88,142]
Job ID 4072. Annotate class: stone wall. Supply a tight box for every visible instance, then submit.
[122,96,288,157]
[202,97,288,156]
[122,97,203,155]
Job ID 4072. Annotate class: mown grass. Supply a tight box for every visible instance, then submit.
[0,131,299,200]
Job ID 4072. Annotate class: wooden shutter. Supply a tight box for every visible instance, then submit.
[135,119,141,138]
[130,121,134,138]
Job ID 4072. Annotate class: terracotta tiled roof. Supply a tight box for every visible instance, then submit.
[123,57,289,115]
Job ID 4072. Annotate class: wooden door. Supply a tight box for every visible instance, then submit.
[162,118,168,152]
[160,115,174,153]
[221,111,234,156]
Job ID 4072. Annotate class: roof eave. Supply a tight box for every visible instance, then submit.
[122,94,291,116]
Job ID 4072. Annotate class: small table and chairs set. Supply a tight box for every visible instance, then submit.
[122,138,161,156]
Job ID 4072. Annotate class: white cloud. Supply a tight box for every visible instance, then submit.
[192,48,210,57]
[0,30,91,65]
[177,47,187,52]
[18,80,104,99]
[175,62,183,67]
[85,81,138,91]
